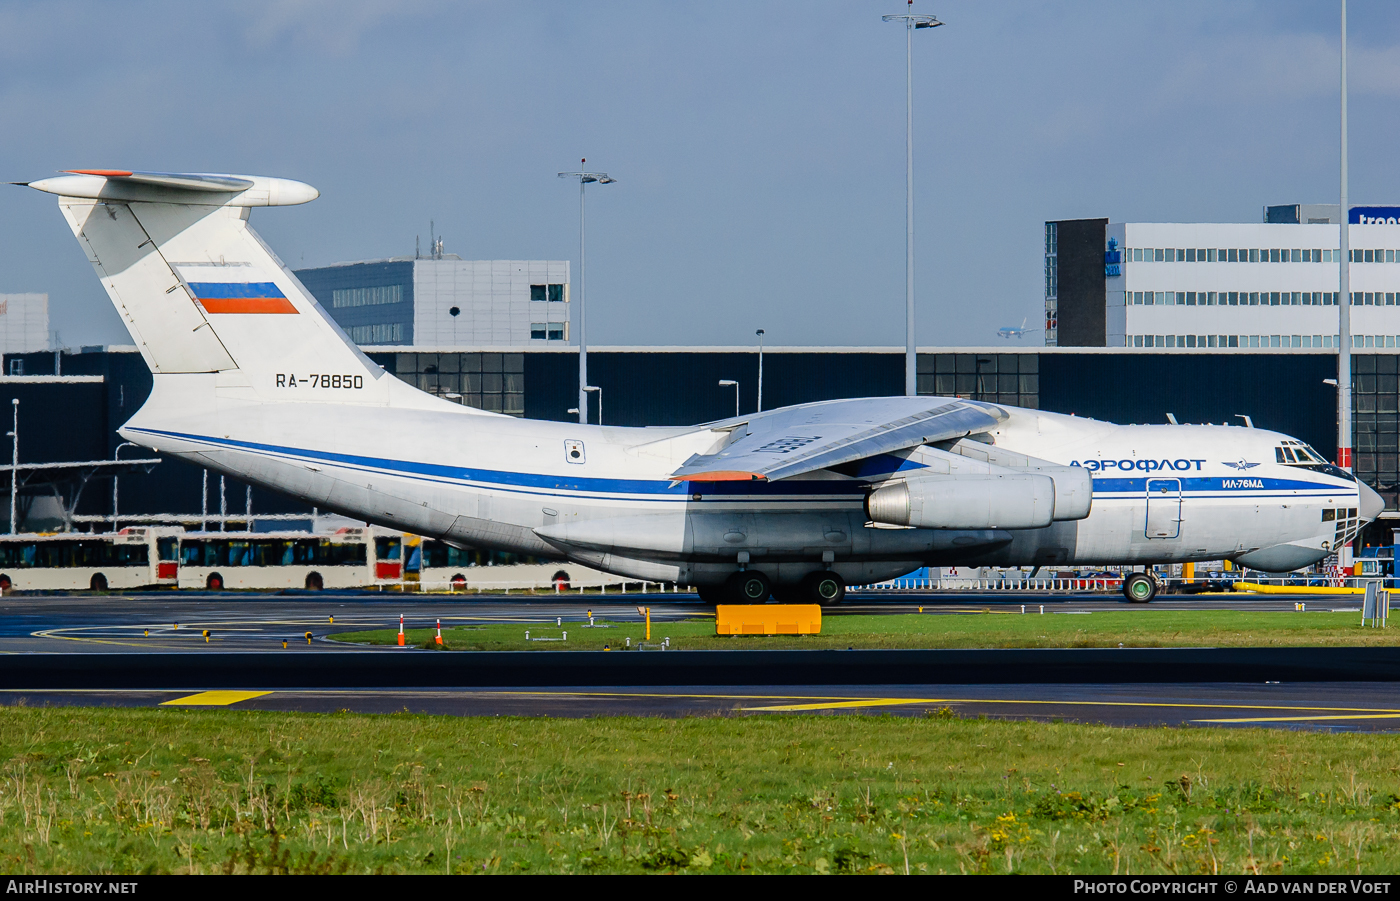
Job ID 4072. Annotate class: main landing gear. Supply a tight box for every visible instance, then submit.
[1122,571,1158,603]
[698,570,847,605]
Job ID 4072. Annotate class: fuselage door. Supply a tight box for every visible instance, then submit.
[1145,478,1182,539]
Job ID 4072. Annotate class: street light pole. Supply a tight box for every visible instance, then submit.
[719,380,740,417]
[111,441,138,533]
[755,329,765,412]
[7,399,16,535]
[583,385,602,426]
[883,3,941,397]
[558,162,616,425]
[1338,0,1353,476]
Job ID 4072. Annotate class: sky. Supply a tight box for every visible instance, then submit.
[3,0,1400,350]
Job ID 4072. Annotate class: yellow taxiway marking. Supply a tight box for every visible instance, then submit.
[161,690,272,706]
[740,696,1400,714]
[1193,713,1400,724]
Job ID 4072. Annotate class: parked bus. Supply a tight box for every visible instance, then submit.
[0,527,180,591]
[0,526,618,593]
[410,538,598,591]
[177,528,392,590]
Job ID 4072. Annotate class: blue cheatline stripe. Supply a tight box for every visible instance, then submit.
[128,428,870,501]
[187,282,286,299]
[129,428,1355,504]
[1093,476,1348,493]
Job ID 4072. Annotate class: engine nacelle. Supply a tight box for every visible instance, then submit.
[865,473,1056,530]
[1026,464,1093,522]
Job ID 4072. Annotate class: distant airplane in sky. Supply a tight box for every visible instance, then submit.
[997,318,1040,340]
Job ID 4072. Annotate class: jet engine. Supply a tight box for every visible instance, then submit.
[865,465,1091,531]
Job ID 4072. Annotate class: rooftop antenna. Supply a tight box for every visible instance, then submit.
[415,235,420,260]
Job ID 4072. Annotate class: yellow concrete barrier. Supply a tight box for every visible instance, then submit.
[715,604,821,635]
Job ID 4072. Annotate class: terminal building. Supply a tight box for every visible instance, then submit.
[1045,205,1400,350]
[0,294,50,367]
[294,256,571,347]
[4,219,1400,547]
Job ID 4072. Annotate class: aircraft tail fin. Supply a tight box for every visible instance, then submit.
[28,171,444,409]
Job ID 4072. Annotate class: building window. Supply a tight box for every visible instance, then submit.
[346,323,403,344]
[1043,223,1058,347]
[394,352,525,416]
[547,323,565,341]
[332,285,402,308]
[918,353,1037,408]
[531,323,547,340]
[530,284,567,302]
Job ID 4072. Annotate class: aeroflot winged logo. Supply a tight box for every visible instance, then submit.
[187,282,298,315]
[1222,460,1261,471]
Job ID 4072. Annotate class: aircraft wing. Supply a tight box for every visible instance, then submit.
[670,397,1007,482]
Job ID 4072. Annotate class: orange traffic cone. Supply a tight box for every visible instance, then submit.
[397,613,405,646]
[435,618,443,646]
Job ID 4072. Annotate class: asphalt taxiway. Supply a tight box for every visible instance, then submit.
[0,589,1395,732]
[0,588,1354,654]
[4,682,1400,732]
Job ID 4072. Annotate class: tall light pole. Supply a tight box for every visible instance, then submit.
[583,385,602,426]
[1338,0,1353,476]
[883,2,941,397]
[719,380,740,417]
[111,441,138,533]
[558,161,616,424]
[755,329,765,412]
[7,399,16,535]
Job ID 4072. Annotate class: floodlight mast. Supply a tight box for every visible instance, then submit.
[558,162,616,424]
[883,3,941,397]
[1338,0,1352,476]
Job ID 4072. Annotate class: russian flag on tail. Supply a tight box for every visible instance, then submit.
[188,282,298,315]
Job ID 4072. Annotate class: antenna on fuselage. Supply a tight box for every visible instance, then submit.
[1166,414,1178,425]
[1234,414,1255,428]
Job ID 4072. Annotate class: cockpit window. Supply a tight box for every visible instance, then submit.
[1275,442,1354,480]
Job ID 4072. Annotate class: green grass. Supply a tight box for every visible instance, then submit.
[332,610,1400,651]
[3,706,1400,874]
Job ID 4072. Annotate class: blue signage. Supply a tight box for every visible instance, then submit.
[1350,206,1400,224]
[1104,236,1122,277]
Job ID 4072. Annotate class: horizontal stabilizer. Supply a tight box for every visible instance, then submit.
[24,170,317,207]
[670,397,1007,482]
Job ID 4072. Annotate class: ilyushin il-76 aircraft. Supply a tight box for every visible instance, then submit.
[20,170,1384,604]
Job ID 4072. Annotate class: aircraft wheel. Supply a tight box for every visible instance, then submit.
[726,571,772,603]
[1123,572,1156,603]
[696,584,727,606]
[803,571,846,606]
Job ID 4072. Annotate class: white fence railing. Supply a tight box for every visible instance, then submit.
[373,579,694,595]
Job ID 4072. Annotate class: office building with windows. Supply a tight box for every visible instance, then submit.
[0,293,50,359]
[294,257,570,347]
[1046,206,1400,350]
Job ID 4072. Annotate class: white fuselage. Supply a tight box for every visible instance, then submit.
[121,376,1368,585]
